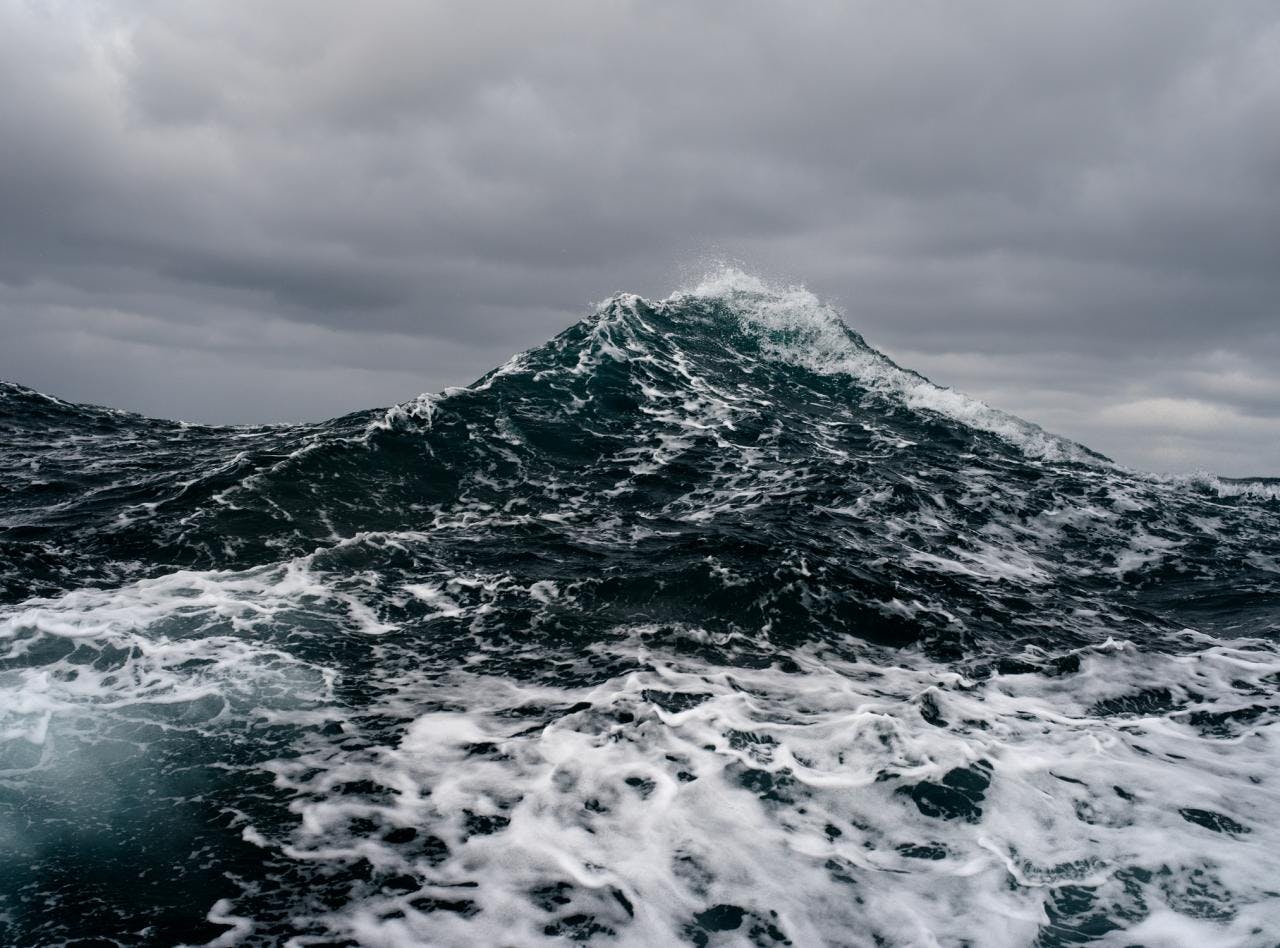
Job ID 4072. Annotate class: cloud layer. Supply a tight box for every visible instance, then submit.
[2,1,1277,473]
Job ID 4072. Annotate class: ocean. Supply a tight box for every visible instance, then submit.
[2,272,1277,946]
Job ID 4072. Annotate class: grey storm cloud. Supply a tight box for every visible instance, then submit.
[1,0,1278,474]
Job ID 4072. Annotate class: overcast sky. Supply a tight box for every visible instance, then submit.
[2,1,1277,475]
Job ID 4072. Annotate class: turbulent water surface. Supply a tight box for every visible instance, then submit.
[2,274,1279,947]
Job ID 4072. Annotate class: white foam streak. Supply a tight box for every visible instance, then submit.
[0,562,345,771]
[244,631,1280,946]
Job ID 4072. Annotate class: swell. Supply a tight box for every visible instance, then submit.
[1,274,1278,946]
[1,279,1274,651]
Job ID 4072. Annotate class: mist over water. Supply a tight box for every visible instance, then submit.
[2,273,1278,946]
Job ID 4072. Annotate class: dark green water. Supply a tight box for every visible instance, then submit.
[2,275,1278,946]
